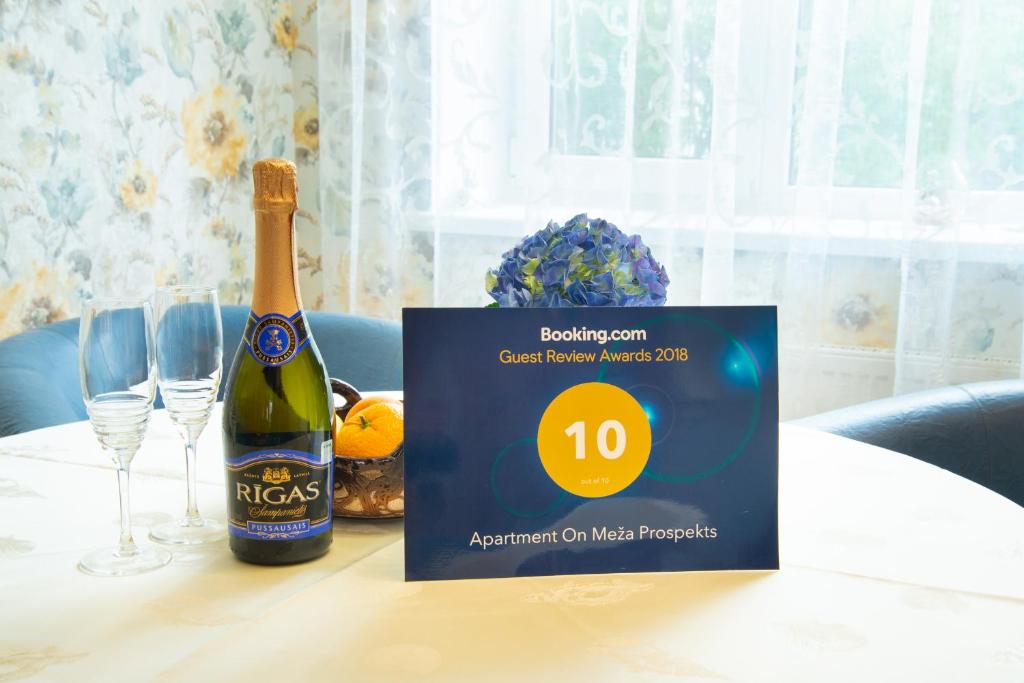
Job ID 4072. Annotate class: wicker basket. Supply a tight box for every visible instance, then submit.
[330,378,404,519]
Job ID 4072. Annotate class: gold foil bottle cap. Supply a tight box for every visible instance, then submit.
[252,158,297,212]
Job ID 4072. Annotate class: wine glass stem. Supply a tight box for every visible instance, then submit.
[184,439,201,525]
[115,463,137,556]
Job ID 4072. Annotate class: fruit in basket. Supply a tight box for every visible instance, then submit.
[346,395,398,417]
[334,399,404,459]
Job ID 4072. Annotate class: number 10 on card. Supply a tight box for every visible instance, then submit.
[537,382,652,498]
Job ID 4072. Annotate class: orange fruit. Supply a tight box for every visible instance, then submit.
[334,400,403,459]
[346,395,398,417]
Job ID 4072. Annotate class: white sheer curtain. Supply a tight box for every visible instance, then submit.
[314,0,1024,419]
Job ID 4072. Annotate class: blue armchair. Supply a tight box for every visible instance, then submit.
[795,381,1024,507]
[0,305,402,437]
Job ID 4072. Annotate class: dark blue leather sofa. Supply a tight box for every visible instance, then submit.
[0,305,402,437]
[796,380,1024,507]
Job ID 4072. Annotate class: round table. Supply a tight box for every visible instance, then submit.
[0,402,1021,682]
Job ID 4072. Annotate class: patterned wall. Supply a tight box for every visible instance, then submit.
[0,0,321,339]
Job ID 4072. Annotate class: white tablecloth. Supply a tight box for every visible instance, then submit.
[0,402,1022,682]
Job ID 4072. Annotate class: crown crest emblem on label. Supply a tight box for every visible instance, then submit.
[261,466,292,485]
[246,312,304,366]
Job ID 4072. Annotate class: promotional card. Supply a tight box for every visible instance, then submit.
[402,306,779,581]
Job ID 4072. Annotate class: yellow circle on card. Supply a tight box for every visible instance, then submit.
[537,382,652,498]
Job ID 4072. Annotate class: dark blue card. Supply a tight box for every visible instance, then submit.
[402,306,778,581]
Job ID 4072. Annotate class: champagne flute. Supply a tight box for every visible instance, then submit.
[79,297,171,576]
[150,285,226,545]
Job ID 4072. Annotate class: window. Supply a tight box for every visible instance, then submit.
[786,0,1024,223]
[432,0,1024,230]
[549,0,716,160]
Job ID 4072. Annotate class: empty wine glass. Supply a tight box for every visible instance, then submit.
[150,285,225,545]
[79,296,171,576]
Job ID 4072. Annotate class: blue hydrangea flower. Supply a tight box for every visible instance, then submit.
[486,214,669,307]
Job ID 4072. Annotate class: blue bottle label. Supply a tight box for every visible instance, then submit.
[243,310,310,366]
[225,448,333,541]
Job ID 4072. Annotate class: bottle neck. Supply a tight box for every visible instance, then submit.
[251,209,302,317]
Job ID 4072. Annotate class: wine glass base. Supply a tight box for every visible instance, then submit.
[150,518,225,545]
[78,544,172,577]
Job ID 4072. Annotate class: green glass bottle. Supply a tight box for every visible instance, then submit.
[222,158,334,565]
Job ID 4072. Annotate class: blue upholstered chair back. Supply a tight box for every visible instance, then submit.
[0,305,402,437]
[796,381,1024,507]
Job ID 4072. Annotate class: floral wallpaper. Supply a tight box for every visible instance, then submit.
[0,0,321,338]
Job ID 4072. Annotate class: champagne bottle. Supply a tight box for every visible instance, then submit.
[222,158,334,565]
